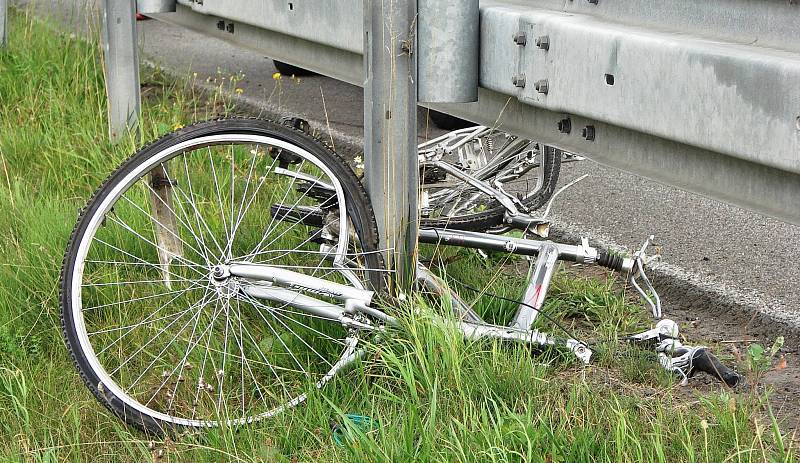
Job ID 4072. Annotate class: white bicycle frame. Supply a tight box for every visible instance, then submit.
[245,126,660,366]
[234,122,741,390]
[216,227,655,365]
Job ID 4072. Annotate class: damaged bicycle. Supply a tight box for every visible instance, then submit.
[60,118,740,433]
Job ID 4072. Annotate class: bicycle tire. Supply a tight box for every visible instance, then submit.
[419,145,562,231]
[60,118,383,434]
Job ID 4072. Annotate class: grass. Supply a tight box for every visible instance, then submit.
[0,8,796,462]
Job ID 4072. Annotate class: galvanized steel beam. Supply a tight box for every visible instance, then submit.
[154,5,363,85]
[560,0,800,54]
[175,0,363,54]
[431,89,800,225]
[149,2,800,225]
[363,0,419,293]
[101,0,141,142]
[172,0,800,56]
[137,0,176,14]
[417,0,479,103]
[0,0,7,48]
[479,7,800,176]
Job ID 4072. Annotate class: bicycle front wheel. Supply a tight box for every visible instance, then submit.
[61,119,384,433]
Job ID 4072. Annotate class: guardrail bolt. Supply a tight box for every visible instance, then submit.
[588,0,599,4]
[226,22,235,34]
[216,20,225,31]
[535,35,550,50]
[557,118,571,134]
[534,79,549,94]
[581,125,596,141]
[513,32,527,46]
[512,74,526,88]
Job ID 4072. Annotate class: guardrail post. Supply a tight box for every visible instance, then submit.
[363,0,419,295]
[101,0,141,142]
[417,0,479,103]
[0,0,7,48]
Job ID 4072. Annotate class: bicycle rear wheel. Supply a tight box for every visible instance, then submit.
[61,119,383,433]
[419,128,562,231]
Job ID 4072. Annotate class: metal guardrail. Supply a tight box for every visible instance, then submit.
[101,0,141,141]
[135,0,800,227]
[132,0,428,291]
[0,0,7,47]
[43,0,798,288]
[362,0,420,291]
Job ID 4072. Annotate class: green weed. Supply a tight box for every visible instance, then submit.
[0,7,795,462]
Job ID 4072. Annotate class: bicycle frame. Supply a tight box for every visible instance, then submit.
[224,225,641,365]
[242,128,736,388]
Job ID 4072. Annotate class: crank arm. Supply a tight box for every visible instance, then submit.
[273,166,336,192]
[270,204,325,227]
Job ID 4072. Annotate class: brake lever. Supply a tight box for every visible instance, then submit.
[630,235,662,318]
[625,319,679,344]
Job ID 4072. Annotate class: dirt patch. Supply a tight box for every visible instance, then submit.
[565,264,800,437]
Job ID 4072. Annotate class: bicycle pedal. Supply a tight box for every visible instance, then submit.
[308,229,328,245]
[295,181,336,206]
[270,204,325,228]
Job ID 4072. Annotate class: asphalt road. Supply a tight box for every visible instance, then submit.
[15,0,800,334]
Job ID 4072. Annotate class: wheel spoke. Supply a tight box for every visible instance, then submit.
[103,216,204,274]
[120,194,208,261]
[108,286,215,380]
[178,154,227,259]
[238,292,337,367]
[243,160,306,260]
[125,291,219,396]
[151,295,227,409]
[226,147,259,257]
[92,282,209,357]
[66,131,382,427]
[208,147,232,253]
[93,237,204,280]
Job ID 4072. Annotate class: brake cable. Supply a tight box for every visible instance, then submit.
[455,280,601,354]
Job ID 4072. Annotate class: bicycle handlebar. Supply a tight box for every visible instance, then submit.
[690,348,742,387]
[595,236,662,318]
[656,339,742,387]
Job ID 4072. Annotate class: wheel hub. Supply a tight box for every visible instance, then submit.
[210,264,238,297]
[211,264,230,281]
